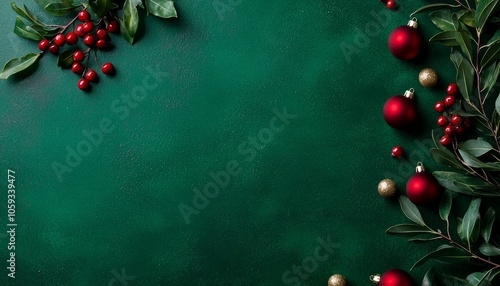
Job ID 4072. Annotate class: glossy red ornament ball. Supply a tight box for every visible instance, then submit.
[406,164,443,205]
[447,83,459,95]
[378,269,416,286]
[391,146,404,158]
[440,135,452,146]
[437,115,448,127]
[388,20,423,60]
[383,90,417,129]
[386,0,397,10]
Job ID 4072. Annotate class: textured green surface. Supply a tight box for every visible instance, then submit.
[0,0,459,285]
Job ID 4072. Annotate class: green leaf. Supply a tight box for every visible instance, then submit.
[429,10,455,31]
[44,3,78,16]
[459,139,494,157]
[467,272,492,286]
[56,48,76,69]
[462,198,481,246]
[451,49,465,70]
[422,268,439,286]
[386,224,433,237]
[10,3,45,26]
[481,207,496,242]
[457,56,475,103]
[488,29,500,45]
[412,245,472,269]
[459,149,500,171]
[35,0,53,9]
[439,190,453,221]
[430,31,460,46]
[89,0,112,18]
[496,93,500,118]
[410,3,461,17]
[120,0,141,44]
[145,0,177,18]
[399,196,426,226]
[13,16,43,41]
[459,10,476,27]
[457,217,466,242]
[433,171,500,197]
[0,53,40,79]
[457,29,474,62]
[430,148,464,170]
[481,41,500,69]
[483,63,500,95]
[476,0,500,32]
[479,242,500,256]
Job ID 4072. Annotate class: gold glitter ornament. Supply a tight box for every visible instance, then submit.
[328,274,347,286]
[418,68,439,87]
[378,179,397,198]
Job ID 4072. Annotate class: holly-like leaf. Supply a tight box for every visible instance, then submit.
[479,242,500,256]
[89,0,112,18]
[429,10,455,31]
[0,53,40,79]
[476,0,500,32]
[399,196,426,226]
[430,148,464,170]
[412,245,472,269]
[481,41,500,69]
[56,48,76,69]
[410,3,461,17]
[145,0,177,18]
[462,198,481,247]
[456,56,475,103]
[385,224,433,237]
[13,16,43,41]
[458,139,494,157]
[120,0,141,44]
[481,207,496,242]
[439,190,453,221]
[44,2,78,16]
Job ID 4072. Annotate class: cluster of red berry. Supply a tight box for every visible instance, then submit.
[37,9,118,91]
[379,0,397,10]
[434,83,472,146]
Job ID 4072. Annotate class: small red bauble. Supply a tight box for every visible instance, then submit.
[447,83,459,95]
[78,10,90,22]
[82,21,94,33]
[391,146,404,158]
[444,124,454,136]
[371,269,416,286]
[73,50,86,62]
[49,44,59,54]
[455,125,465,135]
[386,0,397,10]
[444,95,455,107]
[107,20,120,33]
[406,163,443,205]
[383,89,417,129]
[84,34,95,47]
[54,33,66,46]
[437,115,448,127]
[434,102,445,113]
[85,69,98,82]
[38,39,50,51]
[101,62,115,75]
[388,19,423,60]
[66,32,78,45]
[72,62,85,75]
[96,39,108,49]
[78,78,89,91]
[451,115,463,126]
[440,135,452,146]
[96,29,108,39]
[75,24,86,37]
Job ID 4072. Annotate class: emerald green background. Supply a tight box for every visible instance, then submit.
[0,0,460,285]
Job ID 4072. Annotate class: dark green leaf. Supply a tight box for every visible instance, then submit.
[422,268,439,286]
[459,10,476,27]
[386,224,433,237]
[0,53,40,79]
[44,3,78,16]
[89,0,112,18]
[496,94,500,121]
[10,3,45,26]
[459,139,494,157]
[13,16,43,41]
[35,0,53,9]
[433,171,500,197]
[452,12,460,30]
[459,149,500,171]
[488,29,500,45]
[457,217,466,242]
[56,48,76,69]
[481,207,496,242]
[452,109,485,118]
[442,275,474,286]
[410,3,461,17]
[467,272,492,286]
[430,148,464,170]
[399,196,426,226]
[412,245,472,269]
[430,31,460,46]
[476,0,500,32]
[451,49,465,70]
[439,190,453,221]
[480,242,500,256]
[462,198,481,246]
[483,63,500,95]
[481,41,500,69]
[145,0,177,18]
[457,56,475,103]
[110,2,119,9]
[429,10,455,31]
[408,237,442,243]
[457,29,474,62]
[120,0,141,44]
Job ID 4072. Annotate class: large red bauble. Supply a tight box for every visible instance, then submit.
[388,26,422,60]
[406,171,442,205]
[379,269,416,286]
[383,95,417,129]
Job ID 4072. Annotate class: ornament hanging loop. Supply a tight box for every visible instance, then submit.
[370,274,381,284]
[404,88,415,99]
[416,162,425,173]
[408,18,418,28]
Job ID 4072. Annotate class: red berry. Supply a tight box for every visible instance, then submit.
[447,83,459,95]
[38,39,50,51]
[444,124,455,136]
[101,62,115,75]
[73,50,86,62]
[434,102,445,113]
[440,135,452,146]
[85,69,98,82]
[75,24,86,37]
[107,20,120,33]
[391,146,404,158]
[72,62,85,75]
[54,33,66,46]
[386,0,397,9]
[96,29,108,39]
[444,95,456,107]
[78,78,89,91]
[78,10,90,22]
[451,115,463,126]
[96,39,108,49]
[49,44,59,54]
[455,125,465,135]
[437,115,448,127]
[82,22,94,33]
[464,118,472,129]
[65,32,78,45]
[83,34,95,47]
